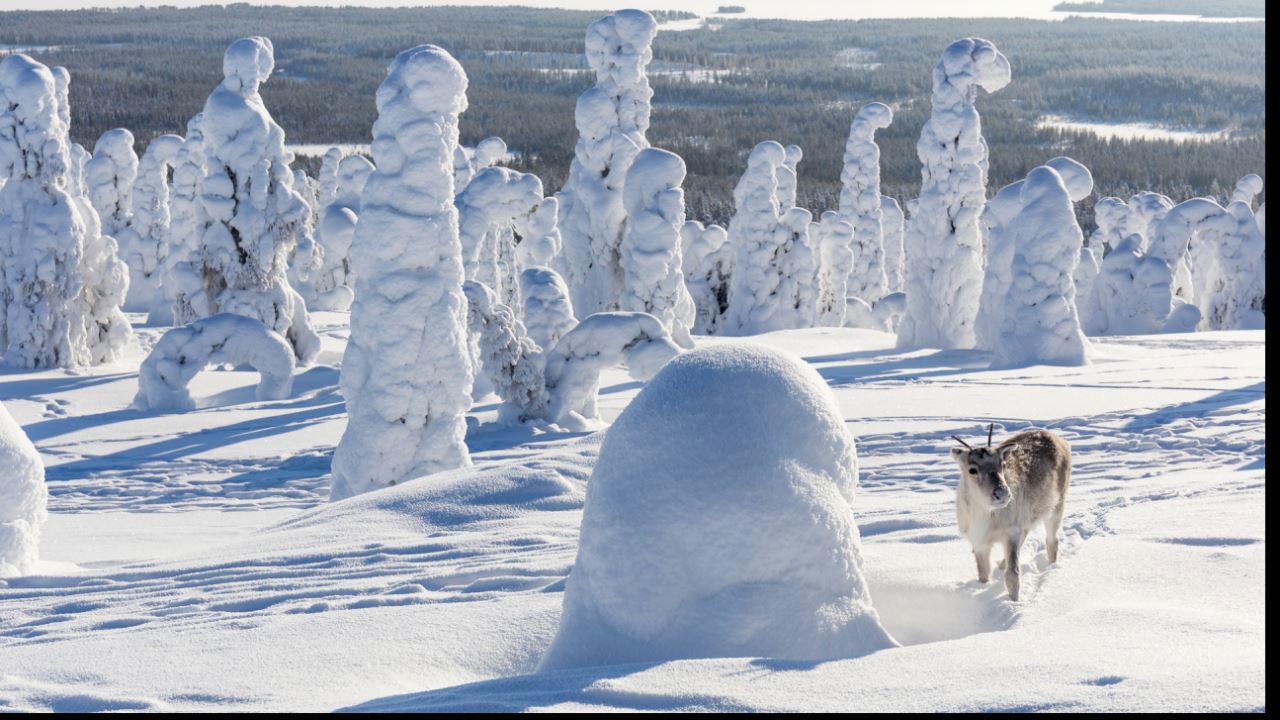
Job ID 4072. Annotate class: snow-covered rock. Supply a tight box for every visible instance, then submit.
[462,280,549,423]
[329,44,474,501]
[540,343,895,670]
[115,133,183,317]
[543,311,679,430]
[195,37,319,363]
[84,128,137,239]
[619,147,696,348]
[132,313,295,412]
[0,399,46,578]
[897,38,1010,350]
[839,102,893,306]
[520,266,578,356]
[556,9,658,315]
[680,220,732,335]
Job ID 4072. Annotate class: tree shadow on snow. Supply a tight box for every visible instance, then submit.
[0,370,134,400]
[814,348,994,386]
[1120,380,1264,433]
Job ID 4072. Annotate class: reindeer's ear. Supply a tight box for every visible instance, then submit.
[999,445,1018,463]
[950,447,967,460]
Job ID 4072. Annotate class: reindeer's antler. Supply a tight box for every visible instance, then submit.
[987,423,994,448]
[951,435,973,449]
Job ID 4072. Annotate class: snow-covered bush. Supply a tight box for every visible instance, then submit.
[1,54,130,368]
[814,211,855,327]
[543,311,680,430]
[881,195,905,292]
[680,220,732,335]
[84,128,137,239]
[195,37,319,363]
[520,266,578,356]
[115,133,183,316]
[557,9,658,315]
[329,44,475,501]
[164,114,212,327]
[839,102,893,306]
[988,165,1091,367]
[462,281,549,422]
[456,166,544,310]
[132,313,295,412]
[976,156,1091,353]
[723,141,787,335]
[897,38,1010,350]
[619,147,696,348]
[312,154,375,312]
[1,399,46,578]
[540,343,895,670]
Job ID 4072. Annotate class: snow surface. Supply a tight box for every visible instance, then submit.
[541,344,894,670]
[0,316,1263,711]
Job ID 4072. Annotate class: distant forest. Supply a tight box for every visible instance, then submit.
[0,5,1266,229]
[1054,0,1265,18]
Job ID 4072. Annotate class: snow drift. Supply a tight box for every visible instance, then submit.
[0,399,46,577]
[540,343,895,670]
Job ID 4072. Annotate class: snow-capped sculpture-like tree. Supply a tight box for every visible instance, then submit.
[839,102,893,306]
[115,134,183,317]
[557,9,658,316]
[1074,243,1102,335]
[462,281,549,423]
[520,266,578,356]
[723,141,786,335]
[317,146,343,208]
[1091,232,1201,336]
[454,136,508,194]
[619,147,696,348]
[196,37,319,364]
[777,206,818,329]
[164,114,211,327]
[84,127,137,239]
[1229,173,1263,209]
[456,166,544,311]
[329,45,475,502]
[777,144,802,211]
[880,195,905,292]
[312,154,375,312]
[1124,191,1174,250]
[1090,196,1128,254]
[1196,200,1265,330]
[543,311,681,430]
[133,313,295,412]
[1,54,130,368]
[814,212,855,328]
[540,344,895,671]
[1150,197,1227,305]
[976,156,1091,352]
[681,220,732,335]
[1,399,46,577]
[897,38,1011,350]
[989,165,1091,368]
[515,196,562,271]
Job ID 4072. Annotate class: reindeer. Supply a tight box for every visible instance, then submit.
[950,425,1071,601]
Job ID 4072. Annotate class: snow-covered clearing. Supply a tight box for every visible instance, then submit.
[1036,115,1231,144]
[0,314,1265,712]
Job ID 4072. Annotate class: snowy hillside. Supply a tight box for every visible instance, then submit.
[0,315,1263,712]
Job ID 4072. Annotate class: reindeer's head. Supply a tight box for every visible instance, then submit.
[950,426,1015,509]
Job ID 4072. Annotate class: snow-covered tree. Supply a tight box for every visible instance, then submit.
[777,206,818,329]
[195,37,319,363]
[1150,197,1227,306]
[1090,196,1128,253]
[317,146,343,208]
[680,220,731,335]
[619,147,696,348]
[329,44,475,501]
[456,166,544,311]
[83,127,137,239]
[312,154,374,312]
[543,311,680,430]
[838,102,893,306]
[777,144,802,211]
[556,9,658,315]
[462,280,549,422]
[988,165,1091,367]
[515,195,562,270]
[1,54,130,368]
[1229,173,1263,209]
[164,114,211,327]
[724,141,788,335]
[1,399,46,577]
[115,133,183,316]
[1124,191,1174,250]
[813,212,855,327]
[1091,232,1200,336]
[454,136,507,193]
[897,38,1010,350]
[1196,199,1265,330]
[1074,244,1102,334]
[976,156,1091,352]
[520,266,578,356]
[881,195,905,292]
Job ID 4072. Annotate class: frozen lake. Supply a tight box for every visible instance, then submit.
[1037,115,1232,143]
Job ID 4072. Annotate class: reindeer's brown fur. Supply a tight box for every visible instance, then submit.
[951,428,1071,601]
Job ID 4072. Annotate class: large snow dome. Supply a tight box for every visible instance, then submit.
[1,400,46,577]
[540,344,895,671]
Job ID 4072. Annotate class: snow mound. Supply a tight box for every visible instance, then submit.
[133,313,296,412]
[1,400,46,577]
[541,343,895,670]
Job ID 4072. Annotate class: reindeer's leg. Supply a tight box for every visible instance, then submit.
[1045,500,1066,564]
[974,545,992,584]
[1004,535,1022,601]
